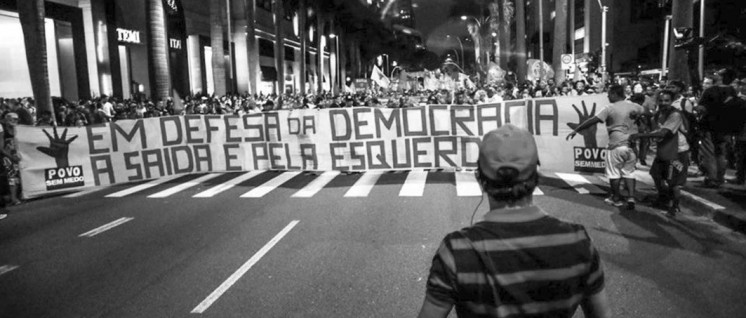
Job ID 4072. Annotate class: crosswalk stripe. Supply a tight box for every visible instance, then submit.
[105,175,182,198]
[533,187,544,195]
[193,171,263,198]
[399,170,428,197]
[554,173,604,194]
[148,173,223,198]
[455,172,482,197]
[63,186,110,198]
[292,171,340,198]
[240,172,302,198]
[344,171,384,197]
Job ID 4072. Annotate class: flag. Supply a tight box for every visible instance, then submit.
[370,65,390,88]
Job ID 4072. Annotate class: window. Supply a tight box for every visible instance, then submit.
[285,46,295,61]
[259,38,274,57]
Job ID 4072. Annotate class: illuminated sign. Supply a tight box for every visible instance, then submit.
[169,38,182,49]
[117,28,141,44]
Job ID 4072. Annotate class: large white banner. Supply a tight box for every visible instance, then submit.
[16,95,611,198]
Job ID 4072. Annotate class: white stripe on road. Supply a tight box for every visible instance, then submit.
[148,174,223,198]
[191,220,299,314]
[344,171,384,197]
[555,173,604,194]
[194,172,263,198]
[681,190,726,210]
[63,187,109,198]
[106,175,181,198]
[0,265,19,276]
[79,217,133,237]
[533,187,544,195]
[292,171,340,198]
[240,172,301,198]
[399,170,428,197]
[455,172,482,197]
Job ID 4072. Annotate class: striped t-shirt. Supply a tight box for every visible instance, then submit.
[425,206,605,318]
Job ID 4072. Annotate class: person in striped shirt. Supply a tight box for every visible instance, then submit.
[418,124,611,318]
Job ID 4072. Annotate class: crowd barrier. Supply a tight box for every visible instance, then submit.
[17,94,611,198]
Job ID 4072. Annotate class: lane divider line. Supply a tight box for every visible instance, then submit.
[241,172,302,198]
[399,170,428,197]
[106,175,182,198]
[149,173,223,198]
[194,171,263,198]
[191,220,300,314]
[292,171,340,198]
[0,265,19,276]
[79,217,134,238]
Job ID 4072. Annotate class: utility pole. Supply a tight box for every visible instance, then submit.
[538,0,544,81]
[600,4,607,82]
[661,15,671,81]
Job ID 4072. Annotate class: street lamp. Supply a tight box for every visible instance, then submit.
[597,0,608,81]
[446,35,465,69]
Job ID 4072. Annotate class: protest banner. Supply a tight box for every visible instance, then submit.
[16,95,611,198]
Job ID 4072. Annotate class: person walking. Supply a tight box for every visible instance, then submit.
[418,124,610,318]
[697,69,740,187]
[630,90,690,216]
[567,84,645,209]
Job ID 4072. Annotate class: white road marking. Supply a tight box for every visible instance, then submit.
[344,171,384,197]
[681,190,726,210]
[79,217,133,237]
[399,170,428,197]
[63,187,109,198]
[193,172,263,198]
[191,220,299,314]
[148,174,223,198]
[0,265,19,276]
[455,172,482,197]
[533,187,544,195]
[240,172,301,198]
[106,175,182,197]
[555,173,604,194]
[292,171,340,198]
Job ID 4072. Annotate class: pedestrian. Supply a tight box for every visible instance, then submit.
[418,124,610,318]
[697,68,740,187]
[0,113,22,207]
[630,90,690,216]
[567,84,644,208]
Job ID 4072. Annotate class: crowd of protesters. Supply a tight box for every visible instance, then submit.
[0,68,744,218]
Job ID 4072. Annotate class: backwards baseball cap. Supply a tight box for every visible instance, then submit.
[5,112,19,120]
[478,124,539,184]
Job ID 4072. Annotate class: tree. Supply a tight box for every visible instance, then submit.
[668,0,693,84]
[147,0,172,100]
[210,0,227,95]
[17,0,52,116]
[552,0,568,83]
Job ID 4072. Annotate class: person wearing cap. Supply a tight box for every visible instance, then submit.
[418,124,610,318]
[567,84,645,208]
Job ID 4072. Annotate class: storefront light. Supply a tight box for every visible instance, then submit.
[139,84,144,93]
[293,14,299,36]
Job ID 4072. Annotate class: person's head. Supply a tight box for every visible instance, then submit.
[666,80,685,95]
[607,84,625,103]
[658,90,675,110]
[476,124,539,207]
[633,83,644,94]
[702,76,714,90]
[4,112,19,126]
[645,85,656,96]
[575,80,586,91]
[630,93,646,105]
[624,85,633,96]
[716,68,737,85]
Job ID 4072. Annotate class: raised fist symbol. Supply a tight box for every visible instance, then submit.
[567,101,598,148]
[37,127,78,168]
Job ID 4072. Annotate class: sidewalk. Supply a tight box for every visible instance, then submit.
[634,162,746,234]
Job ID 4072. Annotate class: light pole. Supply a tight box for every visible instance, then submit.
[597,0,608,82]
[698,0,705,80]
[330,33,341,92]
[446,35,465,69]
[661,15,672,81]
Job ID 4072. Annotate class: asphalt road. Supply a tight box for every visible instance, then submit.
[1,170,745,318]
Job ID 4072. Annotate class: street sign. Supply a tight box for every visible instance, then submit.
[561,54,574,70]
